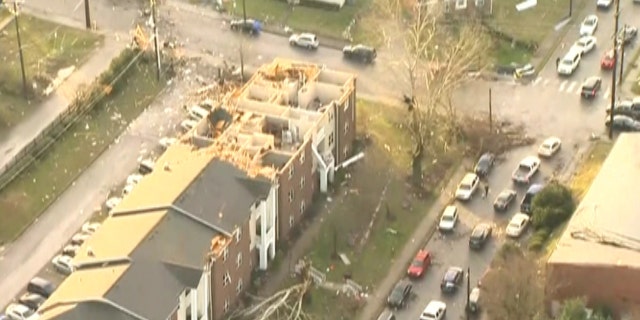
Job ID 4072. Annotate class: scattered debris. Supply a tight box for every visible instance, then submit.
[338,253,351,266]
[43,66,76,96]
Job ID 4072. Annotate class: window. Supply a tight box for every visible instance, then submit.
[288,165,294,179]
[475,0,484,7]
[289,215,295,227]
[288,190,294,203]
[223,271,231,286]
[343,146,349,158]
[444,0,452,11]
[455,0,467,9]
[236,279,244,294]
[344,100,351,110]
[236,229,241,243]
[236,252,243,269]
[300,176,306,190]
[329,111,334,121]
[300,200,306,214]
[299,152,305,164]
[328,133,335,146]
[223,299,230,313]
[344,122,349,134]
[223,248,229,261]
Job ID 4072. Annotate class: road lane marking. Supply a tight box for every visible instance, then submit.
[603,89,611,99]
[532,77,542,86]
[566,81,577,93]
[559,80,568,92]
[575,85,583,94]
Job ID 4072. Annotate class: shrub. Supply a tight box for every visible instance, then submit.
[528,228,550,251]
[531,182,574,230]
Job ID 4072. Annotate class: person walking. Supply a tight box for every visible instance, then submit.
[556,57,560,68]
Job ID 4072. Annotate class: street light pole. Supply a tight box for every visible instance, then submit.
[151,0,162,81]
[12,1,28,98]
[241,0,247,23]
[488,88,493,133]
[83,0,92,29]
[609,0,620,139]
[619,25,626,85]
[466,267,471,320]
[569,0,573,17]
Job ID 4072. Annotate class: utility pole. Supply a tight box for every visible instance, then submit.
[241,0,247,23]
[12,1,28,98]
[465,267,471,320]
[83,0,92,29]
[150,0,162,81]
[568,0,573,17]
[619,25,626,85]
[488,88,493,133]
[609,0,620,139]
[239,42,245,83]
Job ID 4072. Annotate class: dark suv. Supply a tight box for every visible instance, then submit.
[229,19,261,35]
[580,76,602,99]
[342,44,377,63]
[387,281,412,308]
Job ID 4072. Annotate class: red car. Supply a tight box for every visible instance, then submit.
[601,49,615,70]
[407,250,431,278]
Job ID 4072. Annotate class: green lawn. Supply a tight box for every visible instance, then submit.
[0,14,102,130]
[0,56,164,245]
[303,100,460,318]
[492,38,533,65]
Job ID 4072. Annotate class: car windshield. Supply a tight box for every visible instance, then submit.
[584,19,595,26]
[471,228,484,238]
[508,221,521,229]
[444,270,458,281]
[442,215,454,221]
[497,193,509,202]
[411,259,423,267]
[560,59,573,66]
[459,183,471,190]
[391,285,404,298]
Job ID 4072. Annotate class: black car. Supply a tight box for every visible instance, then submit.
[493,189,517,212]
[581,76,602,99]
[18,293,46,310]
[342,44,377,63]
[617,26,638,45]
[605,115,640,131]
[387,281,412,308]
[469,223,493,249]
[474,152,495,177]
[229,19,261,35]
[440,267,464,293]
[607,100,640,119]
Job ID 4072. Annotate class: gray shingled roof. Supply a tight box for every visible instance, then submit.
[53,301,140,320]
[175,159,272,232]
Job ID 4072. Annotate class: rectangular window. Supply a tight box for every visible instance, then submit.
[236,229,241,243]
[223,248,229,261]
[288,190,294,203]
[328,133,335,146]
[475,0,484,7]
[299,152,305,164]
[236,279,244,293]
[344,100,350,110]
[237,252,243,269]
[289,215,294,227]
[444,0,452,11]
[455,0,467,9]
[223,271,231,286]
[300,200,306,214]
[224,299,230,312]
[288,165,294,179]
[300,176,305,190]
[344,122,349,134]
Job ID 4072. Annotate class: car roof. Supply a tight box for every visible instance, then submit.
[425,300,446,312]
[526,184,545,194]
[443,205,457,216]
[415,249,430,260]
[512,213,530,223]
[583,77,601,86]
[543,136,560,144]
[300,33,316,37]
[9,303,30,312]
[497,189,515,198]
[473,223,491,232]
[479,152,493,160]
[462,173,478,183]
[577,36,594,43]
[520,156,540,165]
[584,14,597,21]
[444,267,462,280]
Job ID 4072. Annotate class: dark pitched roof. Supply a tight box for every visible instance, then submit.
[53,301,139,320]
[175,159,272,232]
[100,208,217,320]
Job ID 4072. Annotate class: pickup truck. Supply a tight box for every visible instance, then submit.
[511,156,541,184]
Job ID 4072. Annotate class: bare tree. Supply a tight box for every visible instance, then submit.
[377,1,491,186]
[481,245,547,320]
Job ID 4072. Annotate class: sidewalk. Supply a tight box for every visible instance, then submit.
[0,32,127,171]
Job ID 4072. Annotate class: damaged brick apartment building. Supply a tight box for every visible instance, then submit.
[36,59,357,320]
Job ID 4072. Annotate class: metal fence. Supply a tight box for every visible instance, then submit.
[0,49,146,192]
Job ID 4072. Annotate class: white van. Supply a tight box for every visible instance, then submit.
[188,105,210,121]
[557,49,581,75]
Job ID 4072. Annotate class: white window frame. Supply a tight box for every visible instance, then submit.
[236,279,244,294]
[455,0,467,10]
[299,152,305,164]
[344,100,351,110]
[235,229,241,243]
[475,0,484,7]
[224,299,230,313]
[288,190,294,203]
[236,252,243,269]
[444,0,452,11]
[344,122,349,134]
[223,271,231,286]
[289,215,295,227]
[328,133,335,146]
[288,165,294,179]
[300,200,306,214]
[223,247,229,261]
[300,176,305,190]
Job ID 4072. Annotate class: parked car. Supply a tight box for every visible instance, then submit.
[473,152,495,177]
[469,223,493,250]
[289,33,320,50]
[617,25,638,46]
[70,232,91,245]
[62,244,80,257]
[579,15,598,36]
[126,173,143,185]
[4,304,37,320]
[601,49,616,70]
[493,189,517,212]
[105,197,122,211]
[581,76,602,99]
[18,293,46,311]
[387,281,412,308]
[572,36,597,55]
[159,137,178,149]
[506,213,530,238]
[180,119,198,132]
[455,173,479,201]
[521,184,545,214]
[511,156,540,184]
[605,115,640,131]
[342,44,377,63]
[607,99,640,119]
[440,266,464,293]
[419,300,447,320]
[407,249,432,278]
[557,48,582,75]
[81,222,101,234]
[27,277,56,298]
[52,254,75,275]
[139,159,155,175]
[537,137,562,157]
[596,0,612,8]
[438,206,458,232]
[122,184,135,196]
[229,18,262,35]
[188,105,210,121]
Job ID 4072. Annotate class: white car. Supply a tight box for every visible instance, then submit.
[438,206,458,232]
[572,36,597,55]
[455,173,480,201]
[579,15,598,36]
[419,300,447,320]
[506,213,530,238]
[126,174,143,185]
[159,137,178,149]
[62,244,80,257]
[596,0,612,8]
[537,137,562,157]
[105,197,122,211]
[51,254,75,275]
[180,119,198,132]
[5,303,39,320]
[288,33,320,50]
[122,184,135,196]
[81,222,101,234]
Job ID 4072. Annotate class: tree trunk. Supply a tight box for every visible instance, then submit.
[412,140,424,187]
